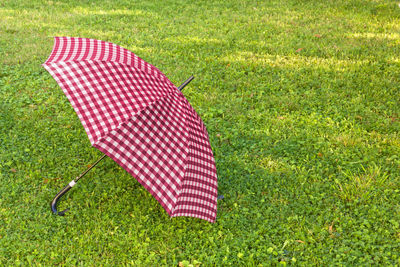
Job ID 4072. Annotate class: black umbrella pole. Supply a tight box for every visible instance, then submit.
[50,154,107,215]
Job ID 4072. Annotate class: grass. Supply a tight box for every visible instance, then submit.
[1,0,400,265]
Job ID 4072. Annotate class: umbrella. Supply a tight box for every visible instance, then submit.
[42,37,218,222]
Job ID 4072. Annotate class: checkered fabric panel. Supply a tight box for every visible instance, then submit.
[43,37,218,222]
[171,97,218,222]
[44,37,172,87]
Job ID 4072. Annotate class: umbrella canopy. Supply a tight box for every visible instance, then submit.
[43,37,218,222]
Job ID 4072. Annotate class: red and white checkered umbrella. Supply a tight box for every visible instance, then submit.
[43,37,218,222]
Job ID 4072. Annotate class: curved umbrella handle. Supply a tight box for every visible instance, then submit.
[50,181,76,215]
[50,154,107,216]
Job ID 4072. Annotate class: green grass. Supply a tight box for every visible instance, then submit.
[1,0,400,265]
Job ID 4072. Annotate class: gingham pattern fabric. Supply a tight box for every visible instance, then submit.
[42,37,217,222]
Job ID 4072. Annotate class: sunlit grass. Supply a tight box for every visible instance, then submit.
[70,7,155,17]
[335,166,389,202]
[221,51,370,71]
[350,32,400,41]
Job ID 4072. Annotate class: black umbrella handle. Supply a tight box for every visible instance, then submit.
[50,154,107,215]
[50,182,74,215]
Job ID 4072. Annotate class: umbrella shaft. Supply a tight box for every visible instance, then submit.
[75,153,107,182]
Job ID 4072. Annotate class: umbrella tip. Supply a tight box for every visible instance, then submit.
[178,76,195,91]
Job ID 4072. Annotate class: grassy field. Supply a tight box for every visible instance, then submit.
[1,0,400,265]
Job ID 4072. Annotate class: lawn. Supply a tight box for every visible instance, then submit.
[1,0,400,265]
